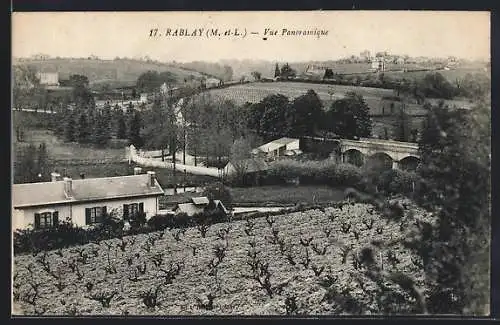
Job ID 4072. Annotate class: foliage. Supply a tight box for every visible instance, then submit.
[288,90,324,136]
[325,92,372,139]
[229,136,253,185]
[136,70,178,93]
[203,182,233,209]
[415,100,490,314]
[14,142,50,183]
[280,63,296,80]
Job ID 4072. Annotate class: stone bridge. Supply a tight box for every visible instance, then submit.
[339,138,420,170]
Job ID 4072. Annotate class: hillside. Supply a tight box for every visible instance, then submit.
[13,58,206,88]
[202,82,429,116]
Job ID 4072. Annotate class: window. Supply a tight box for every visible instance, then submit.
[123,202,144,220]
[85,206,107,225]
[34,211,59,229]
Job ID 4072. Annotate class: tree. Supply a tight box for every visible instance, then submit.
[251,71,262,81]
[229,136,253,185]
[274,63,280,78]
[259,94,291,135]
[92,111,111,146]
[323,68,334,79]
[288,89,324,136]
[69,74,94,109]
[325,92,372,139]
[36,143,50,182]
[416,101,490,314]
[15,143,38,183]
[202,182,233,209]
[393,104,411,142]
[280,63,296,80]
[63,110,76,142]
[141,96,176,161]
[223,65,233,82]
[415,72,456,100]
[76,112,91,143]
[128,111,143,148]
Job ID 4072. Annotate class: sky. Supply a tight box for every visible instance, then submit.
[12,11,490,63]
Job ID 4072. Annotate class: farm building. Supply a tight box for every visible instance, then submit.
[173,196,229,217]
[370,57,386,72]
[205,77,222,88]
[12,171,164,231]
[224,158,272,186]
[36,72,59,86]
[224,158,270,176]
[251,137,301,160]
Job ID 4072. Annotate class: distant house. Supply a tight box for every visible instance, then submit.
[139,93,149,103]
[251,137,301,160]
[205,77,222,88]
[173,196,229,217]
[12,171,164,231]
[36,72,59,86]
[160,82,171,94]
[224,158,270,177]
[395,57,406,65]
[370,57,386,72]
[304,65,328,79]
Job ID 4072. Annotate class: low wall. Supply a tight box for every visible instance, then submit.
[128,145,221,178]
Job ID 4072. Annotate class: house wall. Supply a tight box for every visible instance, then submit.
[286,140,300,151]
[13,204,72,230]
[13,196,160,230]
[37,72,59,86]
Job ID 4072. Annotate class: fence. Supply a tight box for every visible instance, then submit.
[127,145,222,178]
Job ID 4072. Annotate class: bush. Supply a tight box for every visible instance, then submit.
[377,169,419,195]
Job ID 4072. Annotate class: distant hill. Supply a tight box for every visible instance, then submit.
[13,57,206,89]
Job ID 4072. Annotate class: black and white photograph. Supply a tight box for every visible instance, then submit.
[11,11,491,316]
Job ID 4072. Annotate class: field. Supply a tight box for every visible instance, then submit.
[13,129,126,163]
[13,58,205,88]
[204,82,428,116]
[13,129,216,186]
[12,199,433,315]
[229,185,346,206]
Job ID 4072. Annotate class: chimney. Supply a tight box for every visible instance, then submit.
[134,167,142,175]
[51,172,61,182]
[147,171,156,187]
[63,177,73,198]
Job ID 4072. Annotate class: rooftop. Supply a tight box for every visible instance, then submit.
[256,137,299,153]
[12,174,164,208]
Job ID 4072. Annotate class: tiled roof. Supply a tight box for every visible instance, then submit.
[257,137,299,153]
[12,174,164,208]
[191,196,210,205]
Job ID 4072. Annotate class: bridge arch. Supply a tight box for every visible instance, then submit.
[399,155,421,171]
[366,152,394,171]
[342,149,365,167]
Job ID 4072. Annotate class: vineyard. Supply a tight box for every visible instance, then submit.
[13,198,436,315]
[203,82,428,116]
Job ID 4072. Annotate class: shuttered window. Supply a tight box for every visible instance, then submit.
[34,211,58,229]
[123,203,144,220]
[85,207,106,225]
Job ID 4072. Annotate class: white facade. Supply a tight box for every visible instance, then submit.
[36,72,59,86]
[12,196,159,231]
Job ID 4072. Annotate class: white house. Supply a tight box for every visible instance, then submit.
[36,72,59,86]
[251,137,301,160]
[205,78,221,88]
[370,57,386,72]
[12,171,164,231]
